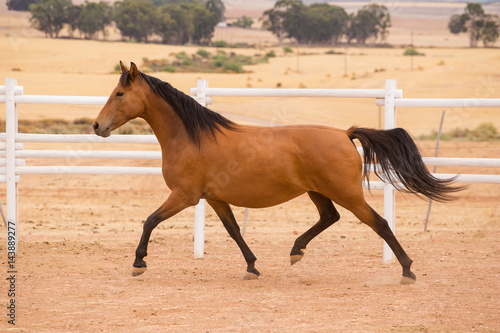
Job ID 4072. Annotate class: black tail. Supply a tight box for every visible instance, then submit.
[347,126,465,202]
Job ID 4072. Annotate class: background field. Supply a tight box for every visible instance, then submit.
[0,1,499,332]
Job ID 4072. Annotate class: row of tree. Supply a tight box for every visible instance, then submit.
[448,3,499,47]
[12,0,499,47]
[261,0,391,45]
[26,0,224,44]
[23,0,389,46]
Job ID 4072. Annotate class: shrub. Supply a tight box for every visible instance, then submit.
[181,57,193,66]
[403,48,425,56]
[419,122,500,141]
[74,118,94,125]
[233,15,254,29]
[175,51,194,66]
[265,50,276,58]
[474,122,498,140]
[283,46,293,54]
[325,50,342,55]
[214,40,228,47]
[232,42,254,48]
[142,49,271,74]
[212,53,228,67]
[197,49,210,58]
[222,61,244,73]
[161,65,176,73]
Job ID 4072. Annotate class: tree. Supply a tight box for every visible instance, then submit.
[156,6,176,43]
[261,0,303,44]
[262,0,370,45]
[7,0,36,11]
[464,3,486,47]
[150,0,225,22]
[278,0,306,43]
[205,0,225,22]
[448,3,500,47]
[191,2,218,44]
[367,4,391,41]
[481,15,500,47]
[261,7,286,43]
[346,4,391,45]
[448,14,467,34]
[233,16,254,29]
[161,3,193,44]
[303,4,347,44]
[66,4,82,38]
[158,1,218,45]
[113,0,158,42]
[78,1,111,39]
[29,0,72,38]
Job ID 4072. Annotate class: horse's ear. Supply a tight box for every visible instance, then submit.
[130,62,139,81]
[119,61,128,73]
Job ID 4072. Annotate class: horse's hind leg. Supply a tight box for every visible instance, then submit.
[344,200,416,284]
[207,199,260,280]
[290,191,340,265]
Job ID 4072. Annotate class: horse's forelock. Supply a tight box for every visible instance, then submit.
[119,70,132,87]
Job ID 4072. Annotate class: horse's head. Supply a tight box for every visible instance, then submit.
[94,61,146,137]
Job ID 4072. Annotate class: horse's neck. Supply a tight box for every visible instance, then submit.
[142,97,191,152]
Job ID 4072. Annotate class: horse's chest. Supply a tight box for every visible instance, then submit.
[161,158,200,189]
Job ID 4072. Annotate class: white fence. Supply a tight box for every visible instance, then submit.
[2,78,500,263]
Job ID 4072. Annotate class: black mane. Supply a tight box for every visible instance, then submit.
[120,70,236,145]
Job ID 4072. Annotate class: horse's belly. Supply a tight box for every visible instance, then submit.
[203,169,306,208]
[214,187,306,208]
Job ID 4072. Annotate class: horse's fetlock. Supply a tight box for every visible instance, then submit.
[135,248,147,259]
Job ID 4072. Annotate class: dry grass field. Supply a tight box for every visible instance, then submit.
[0,2,499,332]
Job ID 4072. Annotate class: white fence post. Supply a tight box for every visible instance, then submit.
[383,79,398,264]
[5,78,19,254]
[193,80,208,259]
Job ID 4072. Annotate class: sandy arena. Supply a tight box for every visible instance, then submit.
[1,1,500,331]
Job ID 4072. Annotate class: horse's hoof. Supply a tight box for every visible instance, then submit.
[400,275,416,285]
[290,254,304,265]
[131,266,147,276]
[243,272,259,280]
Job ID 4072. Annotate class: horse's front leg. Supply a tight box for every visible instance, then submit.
[132,191,193,276]
[207,199,260,280]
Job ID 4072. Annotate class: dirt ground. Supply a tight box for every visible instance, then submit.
[0,140,498,332]
[1,2,500,331]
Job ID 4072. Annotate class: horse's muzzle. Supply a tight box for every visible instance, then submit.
[93,122,110,137]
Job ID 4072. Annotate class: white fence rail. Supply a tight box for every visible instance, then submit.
[2,78,500,264]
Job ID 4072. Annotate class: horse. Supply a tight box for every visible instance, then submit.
[94,62,463,284]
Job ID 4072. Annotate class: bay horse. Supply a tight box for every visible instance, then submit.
[94,62,463,284]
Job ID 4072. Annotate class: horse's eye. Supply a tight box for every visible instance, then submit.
[116,91,124,97]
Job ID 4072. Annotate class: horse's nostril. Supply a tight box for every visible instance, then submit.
[93,122,99,131]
